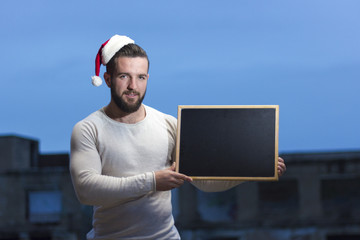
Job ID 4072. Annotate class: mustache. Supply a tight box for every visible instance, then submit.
[123,90,140,96]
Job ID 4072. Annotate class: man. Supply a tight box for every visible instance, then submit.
[70,34,286,239]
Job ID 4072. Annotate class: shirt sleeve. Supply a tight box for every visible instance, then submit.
[69,120,156,206]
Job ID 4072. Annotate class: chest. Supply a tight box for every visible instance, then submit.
[97,119,173,177]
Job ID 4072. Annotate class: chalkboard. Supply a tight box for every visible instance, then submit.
[175,105,279,181]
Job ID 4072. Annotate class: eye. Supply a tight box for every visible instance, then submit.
[119,74,128,79]
[139,75,147,80]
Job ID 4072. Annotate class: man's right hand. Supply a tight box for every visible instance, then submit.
[155,163,192,191]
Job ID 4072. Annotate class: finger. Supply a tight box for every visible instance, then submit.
[174,172,193,182]
[278,164,285,171]
[278,160,286,168]
[278,157,284,163]
[181,174,193,182]
[167,177,184,189]
[277,166,285,176]
[175,178,184,186]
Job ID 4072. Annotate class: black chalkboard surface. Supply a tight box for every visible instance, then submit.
[175,105,279,181]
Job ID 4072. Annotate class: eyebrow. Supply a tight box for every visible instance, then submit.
[116,72,148,77]
[116,72,129,76]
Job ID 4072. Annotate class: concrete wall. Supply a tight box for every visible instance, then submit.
[2,135,360,240]
[175,152,360,240]
[0,135,92,240]
[0,136,38,170]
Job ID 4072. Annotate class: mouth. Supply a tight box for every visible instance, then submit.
[124,91,140,99]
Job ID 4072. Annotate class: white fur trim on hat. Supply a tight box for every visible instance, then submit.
[101,35,135,65]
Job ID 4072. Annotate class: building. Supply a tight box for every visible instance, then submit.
[175,151,360,240]
[0,135,92,240]
[1,135,359,240]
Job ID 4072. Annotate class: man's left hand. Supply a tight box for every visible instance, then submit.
[277,157,286,177]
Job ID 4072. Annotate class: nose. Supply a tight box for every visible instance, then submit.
[128,78,137,90]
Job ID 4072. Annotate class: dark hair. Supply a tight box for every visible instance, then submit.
[106,43,149,77]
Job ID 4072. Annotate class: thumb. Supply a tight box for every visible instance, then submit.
[168,162,176,171]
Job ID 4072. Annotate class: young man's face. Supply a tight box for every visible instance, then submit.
[105,57,149,113]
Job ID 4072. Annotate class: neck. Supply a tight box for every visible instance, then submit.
[104,102,146,124]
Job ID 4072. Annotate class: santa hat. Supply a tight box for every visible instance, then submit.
[91,35,135,86]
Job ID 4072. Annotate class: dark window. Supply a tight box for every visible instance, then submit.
[0,232,19,240]
[327,235,360,240]
[0,237,19,240]
[258,179,299,215]
[321,177,360,222]
[197,188,237,222]
[30,237,51,240]
[29,232,52,240]
[205,238,239,240]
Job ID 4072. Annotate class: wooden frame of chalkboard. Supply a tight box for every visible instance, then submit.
[175,105,279,181]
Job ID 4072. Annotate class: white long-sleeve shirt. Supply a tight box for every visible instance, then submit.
[70,105,180,240]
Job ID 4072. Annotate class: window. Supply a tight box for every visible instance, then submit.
[321,177,360,221]
[197,188,237,222]
[27,190,62,223]
[327,235,360,240]
[258,179,299,215]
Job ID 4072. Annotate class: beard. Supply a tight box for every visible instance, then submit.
[111,87,146,113]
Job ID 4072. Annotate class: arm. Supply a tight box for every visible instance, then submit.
[70,121,155,206]
[154,113,192,191]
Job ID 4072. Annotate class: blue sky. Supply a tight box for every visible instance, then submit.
[1,0,359,153]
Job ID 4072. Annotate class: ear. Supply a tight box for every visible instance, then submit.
[104,72,112,87]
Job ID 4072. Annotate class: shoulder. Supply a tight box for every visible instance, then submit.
[144,105,177,127]
[72,109,105,137]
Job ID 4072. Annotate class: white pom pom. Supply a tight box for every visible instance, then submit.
[91,76,103,87]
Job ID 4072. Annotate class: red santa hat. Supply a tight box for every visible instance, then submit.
[91,35,135,86]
